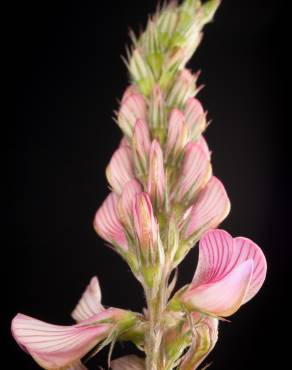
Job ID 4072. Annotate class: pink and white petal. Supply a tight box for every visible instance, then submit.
[111,355,145,370]
[106,146,135,194]
[118,93,147,137]
[184,98,206,139]
[192,229,234,287]
[119,179,143,223]
[11,313,111,369]
[166,109,188,158]
[72,276,104,322]
[147,140,166,207]
[121,85,140,104]
[93,193,128,251]
[176,142,211,203]
[196,135,210,159]
[119,137,129,148]
[183,260,253,317]
[183,177,230,239]
[232,237,267,303]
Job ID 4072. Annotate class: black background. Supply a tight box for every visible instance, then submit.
[3,0,289,368]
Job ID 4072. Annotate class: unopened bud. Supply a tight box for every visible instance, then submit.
[167,69,198,109]
[147,140,166,209]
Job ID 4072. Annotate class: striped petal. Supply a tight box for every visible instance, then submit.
[72,276,103,322]
[196,135,210,159]
[182,176,230,240]
[119,179,142,229]
[106,146,135,194]
[147,140,166,208]
[11,313,112,369]
[165,109,188,162]
[193,230,267,304]
[111,355,145,370]
[184,98,207,140]
[132,119,151,176]
[182,260,253,317]
[93,193,128,251]
[175,142,212,204]
[118,92,147,138]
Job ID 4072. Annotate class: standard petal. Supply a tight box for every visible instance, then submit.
[182,176,230,239]
[165,109,188,162]
[184,98,207,140]
[93,193,128,251]
[175,142,212,204]
[194,230,267,304]
[182,260,253,317]
[118,92,147,138]
[192,229,234,287]
[11,313,111,369]
[72,276,104,322]
[106,146,135,194]
[119,179,142,228]
[111,355,145,370]
[232,237,267,303]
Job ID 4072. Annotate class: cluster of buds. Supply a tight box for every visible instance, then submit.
[11,1,267,369]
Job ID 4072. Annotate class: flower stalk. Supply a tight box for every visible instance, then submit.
[11,1,267,369]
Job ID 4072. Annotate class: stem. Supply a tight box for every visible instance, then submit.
[145,265,169,370]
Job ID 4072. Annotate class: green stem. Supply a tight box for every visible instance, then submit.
[145,265,169,370]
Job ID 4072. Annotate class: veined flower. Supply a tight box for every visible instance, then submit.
[106,146,135,194]
[180,176,230,241]
[11,277,138,369]
[93,192,128,252]
[170,229,267,317]
[118,88,148,138]
[184,98,207,141]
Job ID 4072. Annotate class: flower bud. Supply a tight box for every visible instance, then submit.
[129,48,155,96]
[132,119,151,179]
[167,69,198,109]
[184,98,207,140]
[165,109,189,164]
[147,140,166,209]
[106,146,135,194]
[179,316,219,370]
[118,91,147,138]
[133,193,158,259]
[118,179,142,231]
[174,141,212,205]
[149,85,166,130]
[181,176,230,241]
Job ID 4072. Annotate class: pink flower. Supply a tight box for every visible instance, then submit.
[165,109,189,162]
[167,69,198,108]
[72,276,103,322]
[133,192,159,259]
[93,192,128,251]
[132,119,151,177]
[119,179,143,230]
[174,141,212,205]
[147,140,166,208]
[106,146,135,194]
[184,98,207,140]
[111,355,145,370]
[181,176,230,240]
[11,309,123,369]
[118,90,147,138]
[174,229,267,317]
